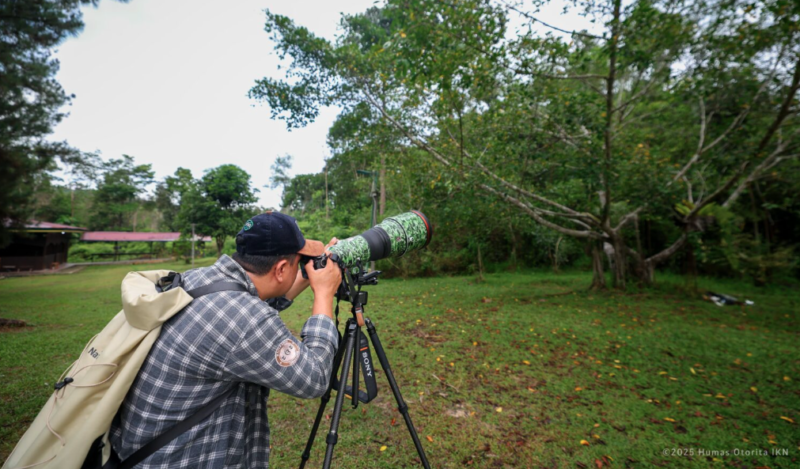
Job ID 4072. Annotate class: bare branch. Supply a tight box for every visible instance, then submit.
[538,73,608,81]
[500,0,604,40]
[646,233,688,265]
[672,49,790,184]
[442,128,595,219]
[724,127,800,207]
[614,207,643,232]
[479,183,602,239]
[686,162,749,218]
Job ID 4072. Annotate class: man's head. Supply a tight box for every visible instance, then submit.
[232,212,324,300]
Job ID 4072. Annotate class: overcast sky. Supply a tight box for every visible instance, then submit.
[51,0,595,209]
[51,0,377,209]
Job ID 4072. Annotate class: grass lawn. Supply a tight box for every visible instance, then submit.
[1,260,798,468]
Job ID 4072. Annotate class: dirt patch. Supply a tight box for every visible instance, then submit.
[0,318,34,333]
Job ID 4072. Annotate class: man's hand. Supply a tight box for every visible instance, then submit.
[306,238,341,299]
[306,238,340,319]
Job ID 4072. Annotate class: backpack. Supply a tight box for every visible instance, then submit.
[3,270,247,469]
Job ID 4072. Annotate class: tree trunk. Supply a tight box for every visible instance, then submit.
[476,243,485,282]
[508,220,518,270]
[379,154,386,216]
[641,261,655,284]
[325,164,329,220]
[684,239,697,290]
[612,237,627,289]
[215,236,225,258]
[589,242,606,290]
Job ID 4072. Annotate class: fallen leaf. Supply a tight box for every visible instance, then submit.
[495,407,503,413]
[575,387,583,392]
[380,445,388,452]
[594,458,604,468]
[690,368,696,375]
[391,418,396,426]
[784,376,791,381]
[522,360,531,365]
[780,416,795,424]
[426,435,433,442]
[580,440,590,446]
[750,387,758,393]
[664,417,676,422]
[658,371,668,375]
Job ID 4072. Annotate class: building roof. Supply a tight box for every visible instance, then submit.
[81,231,212,242]
[5,220,87,233]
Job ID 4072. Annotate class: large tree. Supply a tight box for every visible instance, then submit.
[177,164,259,256]
[252,0,800,288]
[0,0,123,244]
[90,155,154,230]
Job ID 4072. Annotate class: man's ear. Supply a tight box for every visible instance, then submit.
[273,259,288,283]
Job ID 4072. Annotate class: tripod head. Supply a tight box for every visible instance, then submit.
[335,257,380,304]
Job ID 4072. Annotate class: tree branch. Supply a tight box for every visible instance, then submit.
[645,233,687,265]
[500,0,604,40]
[478,183,602,239]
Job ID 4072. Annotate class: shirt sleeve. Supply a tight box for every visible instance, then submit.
[221,303,339,399]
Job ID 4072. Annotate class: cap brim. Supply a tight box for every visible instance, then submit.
[297,239,325,257]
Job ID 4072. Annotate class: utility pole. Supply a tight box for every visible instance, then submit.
[356,169,378,272]
[191,223,196,267]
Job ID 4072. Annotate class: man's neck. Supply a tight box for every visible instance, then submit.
[246,271,278,301]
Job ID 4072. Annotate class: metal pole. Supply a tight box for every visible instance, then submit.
[369,174,377,272]
[191,223,196,267]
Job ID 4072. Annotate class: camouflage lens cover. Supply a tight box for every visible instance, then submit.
[328,211,432,270]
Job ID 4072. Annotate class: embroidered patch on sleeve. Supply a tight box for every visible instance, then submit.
[276,339,300,367]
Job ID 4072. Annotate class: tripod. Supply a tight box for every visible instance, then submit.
[298,264,431,469]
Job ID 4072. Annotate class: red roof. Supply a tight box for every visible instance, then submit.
[81,232,212,242]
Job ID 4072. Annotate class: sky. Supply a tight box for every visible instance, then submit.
[51,0,377,209]
[51,0,596,209]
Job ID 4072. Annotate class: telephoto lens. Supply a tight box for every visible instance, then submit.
[328,211,432,271]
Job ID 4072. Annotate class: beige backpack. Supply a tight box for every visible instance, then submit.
[3,270,195,469]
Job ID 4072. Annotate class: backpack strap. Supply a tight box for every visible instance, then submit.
[185,282,249,298]
[111,386,237,469]
[102,275,249,468]
[157,272,251,298]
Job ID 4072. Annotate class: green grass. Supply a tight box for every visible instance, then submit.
[1,261,799,468]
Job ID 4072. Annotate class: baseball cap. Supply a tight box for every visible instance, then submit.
[235,212,324,257]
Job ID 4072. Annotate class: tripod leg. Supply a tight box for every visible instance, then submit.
[365,319,432,469]
[351,326,360,409]
[322,321,357,469]
[299,326,348,469]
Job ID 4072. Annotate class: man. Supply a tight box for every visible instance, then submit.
[109,212,342,468]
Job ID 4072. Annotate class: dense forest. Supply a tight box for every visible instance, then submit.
[2,0,798,287]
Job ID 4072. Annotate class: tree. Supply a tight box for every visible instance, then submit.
[251,0,800,288]
[90,155,154,230]
[154,167,195,231]
[269,154,293,190]
[0,0,122,245]
[177,164,259,256]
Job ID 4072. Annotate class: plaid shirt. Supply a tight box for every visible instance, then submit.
[109,255,339,468]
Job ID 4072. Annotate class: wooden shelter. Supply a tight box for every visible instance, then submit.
[0,221,86,271]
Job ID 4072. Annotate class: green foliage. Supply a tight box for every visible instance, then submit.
[89,155,154,230]
[176,164,259,256]
[0,0,110,244]
[252,0,800,285]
